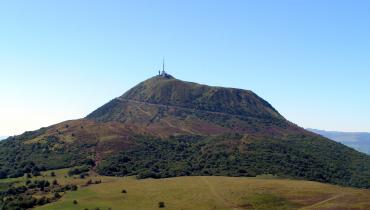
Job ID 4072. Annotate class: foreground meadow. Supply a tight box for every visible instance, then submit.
[1,168,369,210]
[10,169,364,210]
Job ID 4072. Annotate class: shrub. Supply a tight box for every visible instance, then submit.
[68,166,89,176]
[54,192,61,199]
[121,189,127,193]
[0,170,7,178]
[158,201,165,208]
[37,196,48,205]
[32,169,41,176]
[73,200,78,205]
[71,185,78,191]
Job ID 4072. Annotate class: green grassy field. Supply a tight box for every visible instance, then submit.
[2,168,369,210]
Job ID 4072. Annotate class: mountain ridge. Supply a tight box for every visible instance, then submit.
[308,128,370,155]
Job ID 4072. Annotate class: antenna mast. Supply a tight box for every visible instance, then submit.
[162,57,165,72]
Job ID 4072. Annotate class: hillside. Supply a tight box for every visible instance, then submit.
[308,128,370,155]
[0,75,370,189]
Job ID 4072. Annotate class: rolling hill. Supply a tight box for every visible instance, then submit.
[308,129,370,155]
[0,74,369,189]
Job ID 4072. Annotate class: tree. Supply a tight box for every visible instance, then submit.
[0,170,7,178]
[32,169,41,177]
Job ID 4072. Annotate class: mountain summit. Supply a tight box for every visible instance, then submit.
[1,75,370,188]
[86,76,286,137]
[120,75,282,119]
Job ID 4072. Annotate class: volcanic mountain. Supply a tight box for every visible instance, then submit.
[1,75,369,188]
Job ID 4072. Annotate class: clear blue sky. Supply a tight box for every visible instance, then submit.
[1,0,370,136]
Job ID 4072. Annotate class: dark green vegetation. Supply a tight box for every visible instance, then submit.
[98,134,370,188]
[0,168,105,210]
[0,176,79,210]
[0,75,370,189]
[0,130,95,179]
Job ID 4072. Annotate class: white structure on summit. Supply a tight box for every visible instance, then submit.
[158,58,168,77]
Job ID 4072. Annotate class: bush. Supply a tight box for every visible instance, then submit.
[32,169,41,176]
[0,170,7,178]
[121,189,127,193]
[73,200,78,205]
[54,192,61,199]
[71,185,78,191]
[158,201,165,208]
[50,171,56,177]
[68,166,89,176]
[37,196,48,205]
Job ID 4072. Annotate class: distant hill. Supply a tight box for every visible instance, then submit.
[1,74,370,188]
[0,136,7,140]
[307,128,370,155]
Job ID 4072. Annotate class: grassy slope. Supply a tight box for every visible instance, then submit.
[8,169,365,210]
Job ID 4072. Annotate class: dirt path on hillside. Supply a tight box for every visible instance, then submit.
[161,118,196,135]
[201,177,246,210]
[299,193,346,210]
[120,98,258,120]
